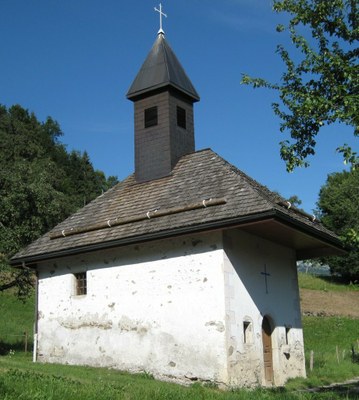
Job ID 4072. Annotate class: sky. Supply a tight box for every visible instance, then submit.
[0,0,356,213]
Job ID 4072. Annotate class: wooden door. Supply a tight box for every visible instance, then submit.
[262,316,274,384]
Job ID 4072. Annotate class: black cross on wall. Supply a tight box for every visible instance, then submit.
[260,264,271,294]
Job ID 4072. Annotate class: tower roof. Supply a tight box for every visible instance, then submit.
[127,33,200,102]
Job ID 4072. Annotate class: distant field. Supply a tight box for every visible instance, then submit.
[299,272,359,318]
[298,272,359,292]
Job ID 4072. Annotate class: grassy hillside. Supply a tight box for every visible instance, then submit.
[298,272,359,292]
[297,316,359,388]
[0,361,346,400]
[0,278,358,399]
[0,291,34,355]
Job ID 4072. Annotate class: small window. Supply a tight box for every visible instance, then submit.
[285,326,291,345]
[144,106,158,128]
[243,321,252,344]
[177,106,186,129]
[74,272,87,296]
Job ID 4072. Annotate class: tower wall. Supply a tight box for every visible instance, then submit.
[169,91,195,170]
[134,90,195,182]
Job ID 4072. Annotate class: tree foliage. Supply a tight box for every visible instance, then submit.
[241,0,358,171]
[288,194,302,207]
[0,105,118,297]
[317,168,359,280]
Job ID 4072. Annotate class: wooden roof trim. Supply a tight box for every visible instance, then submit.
[277,200,317,222]
[50,198,227,240]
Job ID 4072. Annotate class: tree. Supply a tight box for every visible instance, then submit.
[0,105,118,297]
[288,194,302,207]
[317,168,359,280]
[241,0,358,172]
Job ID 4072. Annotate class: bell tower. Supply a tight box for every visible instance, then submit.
[127,18,200,182]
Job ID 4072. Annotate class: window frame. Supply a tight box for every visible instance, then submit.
[74,272,87,296]
[285,326,291,345]
[243,320,253,344]
[176,106,186,129]
[144,106,158,128]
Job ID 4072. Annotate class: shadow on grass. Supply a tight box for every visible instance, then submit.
[0,340,31,355]
[301,381,359,398]
[319,275,359,287]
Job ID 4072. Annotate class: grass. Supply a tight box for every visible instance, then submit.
[0,290,34,355]
[1,280,359,399]
[0,354,357,400]
[1,355,359,400]
[298,272,359,292]
[286,316,359,391]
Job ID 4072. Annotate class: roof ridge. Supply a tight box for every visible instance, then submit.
[161,35,171,86]
[209,152,321,224]
[204,150,284,207]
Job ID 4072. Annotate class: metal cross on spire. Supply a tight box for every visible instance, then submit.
[154,3,167,34]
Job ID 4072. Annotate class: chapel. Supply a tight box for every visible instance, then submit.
[11,9,344,387]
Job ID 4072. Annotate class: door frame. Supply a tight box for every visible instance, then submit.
[262,315,274,384]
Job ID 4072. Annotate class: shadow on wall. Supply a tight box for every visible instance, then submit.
[223,228,302,330]
[42,231,222,279]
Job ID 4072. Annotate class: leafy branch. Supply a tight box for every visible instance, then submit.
[241,0,358,172]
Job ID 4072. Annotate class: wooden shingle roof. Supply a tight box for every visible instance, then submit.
[11,149,344,265]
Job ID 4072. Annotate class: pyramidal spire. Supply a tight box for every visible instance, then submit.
[127,2,199,102]
[126,33,200,102]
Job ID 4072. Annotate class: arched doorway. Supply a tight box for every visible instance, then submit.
[262,316,274,384]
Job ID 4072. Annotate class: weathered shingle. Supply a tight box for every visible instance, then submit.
[11,149,342,264]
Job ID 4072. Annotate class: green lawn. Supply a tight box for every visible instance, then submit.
[1,350,358,399]
[286,316,359,390]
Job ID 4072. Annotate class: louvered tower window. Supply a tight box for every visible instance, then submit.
[177,106,186,129]
[144,106,158,128]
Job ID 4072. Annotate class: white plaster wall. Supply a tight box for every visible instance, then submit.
[36,231,228,384]
[223,229,306,387]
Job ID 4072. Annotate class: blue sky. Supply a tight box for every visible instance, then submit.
[0,0,356,213]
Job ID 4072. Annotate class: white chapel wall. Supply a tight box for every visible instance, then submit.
[36,231,228,384]
[223,228,306,387]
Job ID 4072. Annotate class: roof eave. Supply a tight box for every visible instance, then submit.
[273,209,344,248]
[273,210,346,259]
[10,209,344,267]
[127,82,200,103]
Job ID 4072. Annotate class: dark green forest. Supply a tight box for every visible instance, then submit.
[0,104,118,296]
[317,168,359,281]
